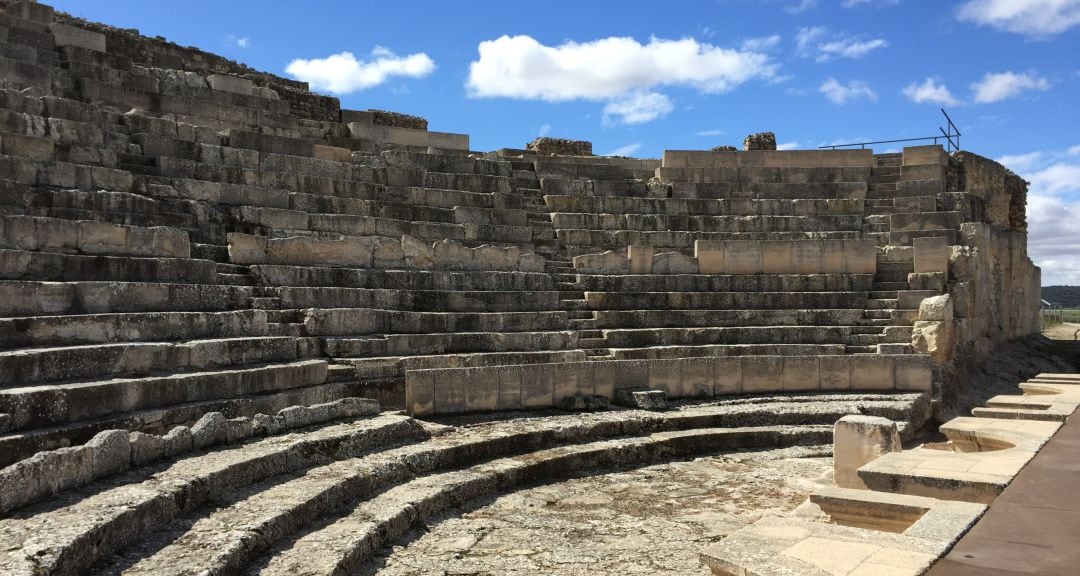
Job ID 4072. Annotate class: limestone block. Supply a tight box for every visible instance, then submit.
[843,240,876,274]
[913,236,949,274]
[558,393,609,411]
[714,357,742,395]
[647,359,682,395]
[474,244,521,271]
[724,241,763,274]
[0,132,54,161]
[652,251,698,274]
[903,145,948,166]
[849,356,895,391]
[782,356,819,391]
[833,415,902,489]
[207,74,255,96]
[919,294,953,321]
[406,370,435,416]
[912,321,953,363]
[761,241,794,274]
[496,366,522,411]
[433,239,474,271]
[520,364,556,408]
[228,232,268,265]
[573,250,629,274]
[49,23,106,52]
[555,362,594,399]
[87,430,130,477]
[894,355,932,392]
[742,356,783,393]
[400,235,433,269]
[792,240,824,274]
[818,356,851,390]
[372,236,405,269]
[628,245,656,274]
[6,0,54,23]
[162,425,193,457]
[312,144,351,163]
[613,388,667,410]
[191,412,227,449]
[694,241,723,274]
[822,239,845,273]
[128,431,165,467]
[907,272,946,292]
[519,253,545,273]
[679,358,715,397]
[743,132,777,151]
[268,236,375,267]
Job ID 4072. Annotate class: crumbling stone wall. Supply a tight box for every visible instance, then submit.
[951,152,1027,232]
[743,132,777,151]
[527,137,593,156]
[341,109,428,130]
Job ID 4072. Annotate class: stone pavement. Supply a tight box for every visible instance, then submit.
[926,399,1080,576]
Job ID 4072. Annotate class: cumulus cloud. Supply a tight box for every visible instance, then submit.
[970,71,1050,103]
[795,27,887,62]
[602,92,675,125]
[785,0,818,14]
[466,34,777,125]
[696,129,726,137]
[285,47,435,95]
[998,148,1080,285]
[741,35,782,52]
[777,141,801,150]
[605,143,643,157]
[819,78,878,104]
[957,0,1080,37]
[842,0,901,6]
[902,77,961,106]
[467,35,777,101]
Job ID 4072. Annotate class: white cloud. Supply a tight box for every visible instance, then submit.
[843,0,901,6]
[785,0,818,14]
[467,35,778,102]
[997,146,1080,285]
[957,0,1080,37]
[285,47,435,95]
[777,141,801,150]
[237,37,250,49]
[741,35,782,52]
[538,124,551,137]
[971,71,1050,103]
[696,129,726,137]
[602,92,674,125]
[819,78,878,104]
[902,77,961,106]
[998,151,1045,173]
[796,27,888,62]
[605,143,643,157]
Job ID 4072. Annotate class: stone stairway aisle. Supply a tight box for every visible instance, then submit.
[865,153,901,217]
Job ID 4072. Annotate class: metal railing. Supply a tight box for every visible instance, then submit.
[819,109,961,152]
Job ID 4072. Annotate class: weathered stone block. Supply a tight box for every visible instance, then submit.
[742,356,783,393]
[833,415,902,489]
[574,250,629,274]
[400,234,433,269]
[694,241,724,274]
[849,356,895,391]
[613,388,667,410]
[520,364,555,408]
[818,356,851,391]
[527,137,592,156]
[761,241,794,275]
[782,356,819,391]
[207,74,255,96]
[87,430,130,477]
[652,251,698,274]
[713,357,742,395]
[628,245,655,274]
[191,412,227,449]
[49,23,106,52]
[913,236,949,274]
[743,132,777,151]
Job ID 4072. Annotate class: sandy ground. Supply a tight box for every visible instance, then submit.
[1043,322,1080,341]
[366,446,832,575]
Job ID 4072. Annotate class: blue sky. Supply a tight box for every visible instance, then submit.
[49,0,1080,284]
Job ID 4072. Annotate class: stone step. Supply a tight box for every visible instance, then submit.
[276,286,562,312]
[249,265,556,292]
[0,413,425,576]
[601,326,854,348]
[665,180,868,199]
[558,229,862,251]
[301,308,569,337]
[579,273,875,294]
[586,291,871,311]
[0,335,317,388]
[0,248,219,283]
[0,309,270,348]
[341,349,587,381]
[866,298,899,309]
[607,343,849,360]
[0,280,255,317]
[593,309,866,329]
[552,213,865,233]
[322,330,579,357]
[845,345,878,354]
[544,195,863,217]
[846,334,884,346]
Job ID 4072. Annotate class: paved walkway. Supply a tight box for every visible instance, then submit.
[927,408,1080,576]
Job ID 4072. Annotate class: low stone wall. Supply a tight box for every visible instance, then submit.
[0,216,190,258]
[228,233,545,272]
[572,240,877,275]
[347,122,469,151]
[526,137,593,156]
[661,149,873,169]
[341,109,428,130]
[0,397,380,515]
[405,355,933,416]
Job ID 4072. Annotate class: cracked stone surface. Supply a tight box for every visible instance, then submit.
[365,446,832,575]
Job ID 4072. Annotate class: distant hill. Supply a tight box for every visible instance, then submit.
[1042,286,1080,308]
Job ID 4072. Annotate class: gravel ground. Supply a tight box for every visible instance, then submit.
[365,446,833,575]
